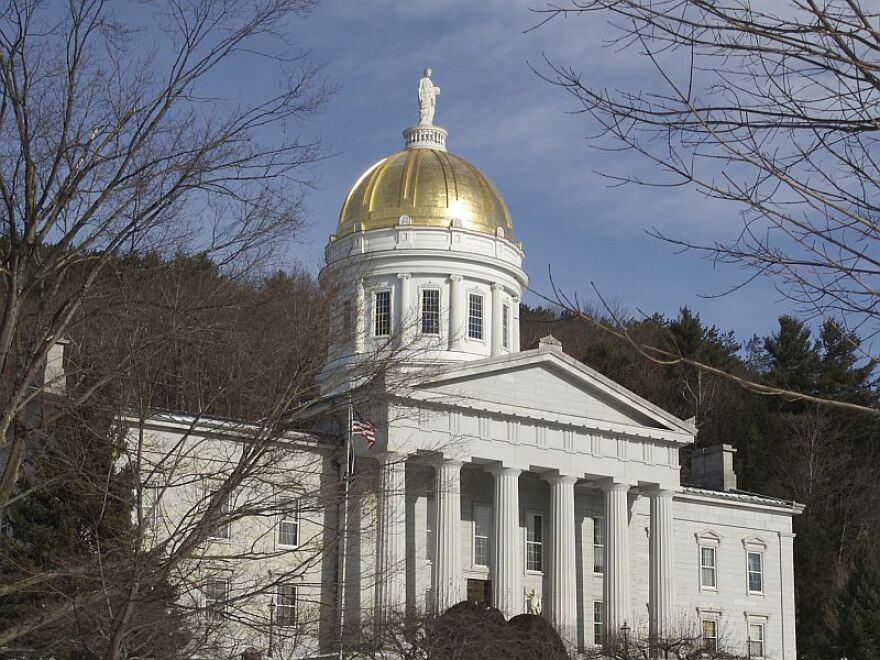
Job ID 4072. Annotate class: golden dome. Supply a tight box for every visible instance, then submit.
[338,148,513,238]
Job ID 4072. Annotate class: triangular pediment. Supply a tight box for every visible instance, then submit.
[405,346,695,438]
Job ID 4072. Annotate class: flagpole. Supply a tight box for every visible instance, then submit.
[338,393,353,656]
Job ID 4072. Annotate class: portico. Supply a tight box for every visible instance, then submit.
[371,442,679,650]
[360,336,692,649]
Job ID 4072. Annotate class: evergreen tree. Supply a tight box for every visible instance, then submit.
[0,393,189,658]
[764,316,821,397]
[792,514,841,660]
[838,542,880,660]
[519,304,880,660]
[817,320,877,404]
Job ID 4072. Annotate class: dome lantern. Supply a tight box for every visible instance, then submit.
[336,68,514,240]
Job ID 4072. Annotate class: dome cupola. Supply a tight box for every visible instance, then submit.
[337,148,514,240]
[319,69,528,391]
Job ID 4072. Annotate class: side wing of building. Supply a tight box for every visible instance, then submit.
[129,413,343,658]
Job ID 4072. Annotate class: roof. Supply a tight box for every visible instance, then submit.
[337,148,513,238]
[679,484,805,514]
[119,408,321,445]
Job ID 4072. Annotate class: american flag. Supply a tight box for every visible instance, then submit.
[352,410,376,449]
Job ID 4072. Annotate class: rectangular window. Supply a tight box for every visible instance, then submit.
[425,495,435,562]
[278,504,299,548]
[593,601,604,646]
[748,622,765,657]
[374,290,391,336]
[702,619,718,653]
[204,579,228,620]
[525,513,543,572]
[473,504,492,568]
[502,303,510,349]
[700,546,717,589]
[208,490,232,540]
[276,584,297,626]
[467,293,483,340]
[747,551,764,593]
[144,482,163,533]
[593,518,605,574]
[421,289,440,335]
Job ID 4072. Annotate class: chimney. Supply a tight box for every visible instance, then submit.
[690,444,737,491]
[537,335,562,351]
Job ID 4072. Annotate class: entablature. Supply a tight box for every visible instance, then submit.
[389,392,694,447]
[385,398,684,484]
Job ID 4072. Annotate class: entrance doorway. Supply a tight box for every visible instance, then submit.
[466,579,492,605]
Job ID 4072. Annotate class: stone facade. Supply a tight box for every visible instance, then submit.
[138,342,801,658]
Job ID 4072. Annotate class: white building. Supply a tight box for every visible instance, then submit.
[142,72,802,659]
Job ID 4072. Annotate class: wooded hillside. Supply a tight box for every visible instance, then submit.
[2,251,878,658]
[521,305,880,659]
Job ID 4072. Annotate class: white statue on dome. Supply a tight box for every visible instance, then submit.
[418,68,440,126]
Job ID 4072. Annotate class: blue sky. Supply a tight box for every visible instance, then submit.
[222,0,793,342]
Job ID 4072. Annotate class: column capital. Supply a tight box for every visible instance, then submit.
[644,486,676,498]
[491,282,504,292]
[541,472,579,486]
[375,450,408,464]
[448,274,463,282]
[435,457,464,470]
[601,481,632,494]
[486,464,522,479]
[397,272,411,280]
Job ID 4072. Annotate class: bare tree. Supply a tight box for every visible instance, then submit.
[0,253,426,658]
[0,0,330,511]
[583,620,748,660]
[0,3,360,642]
[0,259,327,656]
[532,0,880,412]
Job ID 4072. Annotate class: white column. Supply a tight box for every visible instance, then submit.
[648,489,675,643]
[779,531,796,660]
[375,451,407,618]
[397,273,412,345]
[448,274,463,350]
[491,283,503,356]
[511,295,521,352]
[434,459,463,611]
[488,465,522,618]
[355,279,366,353]
[603,482,631,641]
[544,473,578,642]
